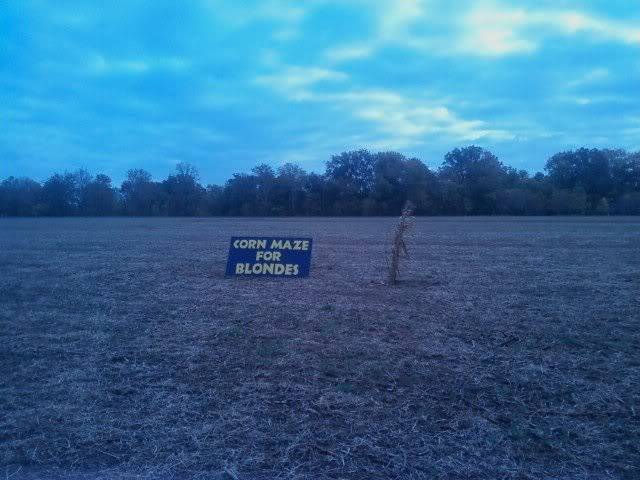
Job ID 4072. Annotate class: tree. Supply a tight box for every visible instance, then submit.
[79,174,117,216]
[251,164,276,216]
[370,152,440,215]
[71,169,92,210]
[223,173,259,216]
[403,158,440,215]
[325,150,375,215]
[301,173,326,216]
[1,146,639,217]
[610,151,640,195]
[547,187,588,215]
[615,192,640,214]
[162,163,206,216]
[276,163,307,216]
[0,177,42,216]
[121,169,164,216]
[439,146,508,214]
[326,150,375,196]
[594,197,610,215]
[41,173,76,216]
[204,185,224,215]
[372,151,407,215]
[545,148,618,211]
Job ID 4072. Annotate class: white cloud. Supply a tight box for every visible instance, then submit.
[552,11,640,44]
[348,98,514,144]
[325,44,374,62]
[378,0,426,40]
[457,4,640,57]
[255,63,514,146]
[558,94,630,106]
[457,28,536,56]
[457,6,537,56]
[261,2,306,23]
[87,55,148,74]
[254,66,348,100]
[325,2,640,62]
[272,28,299,41]
[567,68,610,88]
[325,0,428,62]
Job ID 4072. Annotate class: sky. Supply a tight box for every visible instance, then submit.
[1,0,639,185]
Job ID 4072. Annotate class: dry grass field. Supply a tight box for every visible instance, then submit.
[1,217,639,480]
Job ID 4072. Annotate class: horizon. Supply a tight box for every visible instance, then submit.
[2,0,639,185]
[3,145,636,188]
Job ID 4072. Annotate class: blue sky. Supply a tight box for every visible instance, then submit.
[1,0,639,185]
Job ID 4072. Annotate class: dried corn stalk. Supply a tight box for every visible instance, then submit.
[388,201,415,285]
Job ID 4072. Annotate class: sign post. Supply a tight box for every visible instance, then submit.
[225,237,313,278]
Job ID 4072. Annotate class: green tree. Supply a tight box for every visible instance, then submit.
[251,164,276,216]
[204,185,224,215]
[41,173,76,216]
[223,173,258,216]
[372,151,407,215]
[439,146,507,214]
[325,150,376,215]
[325,150,375,196]
[79,174,117,215]
[163,163,206,216]
[276,163,307,215]
[545,148,618,210]
[121,169,164,215]
[0,177,42,216]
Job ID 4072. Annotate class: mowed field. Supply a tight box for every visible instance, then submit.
[1,217,639,480]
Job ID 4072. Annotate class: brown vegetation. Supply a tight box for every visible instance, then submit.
[1,217,639,479]
[388,201,415,285]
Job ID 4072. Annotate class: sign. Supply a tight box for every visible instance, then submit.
[225,237,313,277]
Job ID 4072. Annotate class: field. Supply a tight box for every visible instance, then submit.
[1,217,639,480]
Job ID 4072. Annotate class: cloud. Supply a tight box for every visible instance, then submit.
[86,54,190,75]
[255,63,514,148]
[457,6,537,56]
[326,1,640,61]
[349,97,515,145]
[202,0,309,40]
[553,11,640,44]
[258,1,307,23]
[378,0,426,39]
[325,44,374,62]
[3,0,640,182]
[457,29,536,57]
[254,66,349,100]
[567,68,610,88]
[325,0,428,62]
[456,4,640,57]
[558,94,631,106]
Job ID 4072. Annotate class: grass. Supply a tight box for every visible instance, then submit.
[1,216,639,479]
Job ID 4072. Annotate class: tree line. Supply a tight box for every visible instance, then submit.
[1,146,639,217]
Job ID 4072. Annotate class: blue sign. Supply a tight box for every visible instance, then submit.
[225,237,313,277]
